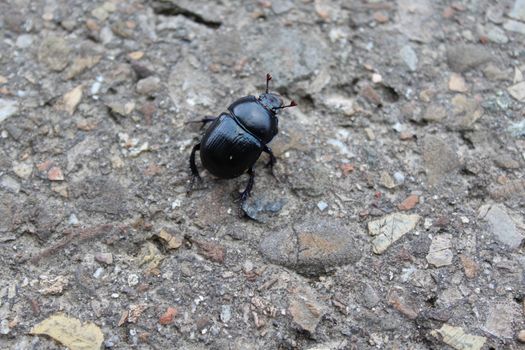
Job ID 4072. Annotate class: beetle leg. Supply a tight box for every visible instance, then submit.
[263,145,277,178]
[186,116,217,130]
[188,143,201,194]
[240,166,255,205]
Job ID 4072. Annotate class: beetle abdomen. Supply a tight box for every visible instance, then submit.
[200,114,263,179]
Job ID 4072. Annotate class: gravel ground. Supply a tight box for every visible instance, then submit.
[1,0,525,349]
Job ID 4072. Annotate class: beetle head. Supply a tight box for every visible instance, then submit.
[259,73,297,114]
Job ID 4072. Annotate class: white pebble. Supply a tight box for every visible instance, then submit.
[317,201,328,211]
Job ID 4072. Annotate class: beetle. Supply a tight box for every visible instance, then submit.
[188,73,296,207]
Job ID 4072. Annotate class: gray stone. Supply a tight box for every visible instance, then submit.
[503,19,525,35]
[479,204,523,249]
[38,36,71,71]
[136,76,161,95]
[15,34,34,48]
[483,301,520,339]
[259,218,363,276]
[508,81,525,102]
[426,234,453,267]
[507,119,525,137]
[0,175,20,193]
[241,197,285,223]
[272,0,294,14]
[360,283,380,308]
[368,213,420,254]
[422,135,460,186]
[289,285,326,334]
[446,44,492,72]
[485,25,509,44]
[244,27,330,88]
[400,45,418,71]
[509,0,525,21]
[220,305,231,323]
[0,99,18,124]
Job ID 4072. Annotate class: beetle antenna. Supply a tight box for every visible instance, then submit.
[266,73,272,93]
[273,100,297,110]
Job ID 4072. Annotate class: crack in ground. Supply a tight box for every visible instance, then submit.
[151,2,222,29]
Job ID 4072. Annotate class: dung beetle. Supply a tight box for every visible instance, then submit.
[188,73,296,207]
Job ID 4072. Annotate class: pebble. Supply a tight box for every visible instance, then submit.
[68,213,79,226]
[317,201,328,211]
[0,175,20,193]
[479,204,523,249]
[380,171,396,189]
[289,285,326,334]
[426,234,453,267]
[422,135,460,185]
[448,73,469,92]
[48,166,64,181]
[368,213,420,254]
[431,324,486,350]
[398,195,419,211]
[446,44,491,72]
[399,45,418,71]
[485,25,509,44]
[38,36,71,71]
[16,34,34,48]
[260,218,362,276]
[483,302,519,339]
[393,172,405,185]
[503,19,525,35]
[509,0,525,21]
[518,330,525,343]
[220,305,232,323]
[0,319,9,335]
[422,104,447,123]
[127,274,139,287]
[507,120,525,137]
[0,99,18,124]
[95,252,113,265]
[508,81,525,102]
[136,76,161,95]
[12,161,33,179]
[459,254,478,279]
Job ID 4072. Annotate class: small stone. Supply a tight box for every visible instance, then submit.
[127,274,139,287]
[373,12,389,23]
[16,34,34,48]
[368,213,420,254]
[95,252,113,265]
[128,51,144,60]
[38,36,71,71]
[393,172,405,185]
[431,324,486,350]
[514,67,523,83]
[398,195,419,211]
[220,305,232,323]
[106,100,136,117]
[482,63,508,81]
[51,183,69,198]
[38,275,69,295]
[485,25,509,44]
[388,289,418,319]
[507,119,525,137]
[136,76,161,95]
[422,104,447,123]
[503,19,525,35]
[159,307,177,325]
[48,166,64,181]
[92,6,109,21]
[446,44,491,72]
[400,45,418,71]
[193,239,226,264]
[479,204,524,249]
[380,171,396,189]
[317,201,328,211]
[0,319,10,335]
[372,73,382,83]
[1,175,20,193]
[68,213,79,226]
[518,330,525,343]
[12,161,33,179]
[508,81,525,102]
[448,73,469,92]
[426,234,453,267]
[0,99,18,124]
[360,85,382,105]
[323,94,355,116]
[289,286,326,334]
[459,254,478,279]
[57,84,83,115]
[509,0,525,21]
[65,55,102,80]
[483,302,520,339]
[155,228,183,250]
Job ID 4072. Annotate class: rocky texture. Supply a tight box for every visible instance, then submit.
[1,0,525,349]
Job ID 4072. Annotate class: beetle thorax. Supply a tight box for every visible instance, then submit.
[228,96,278,144]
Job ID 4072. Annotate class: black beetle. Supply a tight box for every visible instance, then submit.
[188,73,296,206]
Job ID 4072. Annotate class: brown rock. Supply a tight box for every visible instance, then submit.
[373,12,389,23]
[48,166,64,181]
[289,286,326,334]
[387,289,418,319]
[459,254,478,279]
[159,307,177,325]
[360,85,382,105]
[398,195,419,211]
[193,239,226,264]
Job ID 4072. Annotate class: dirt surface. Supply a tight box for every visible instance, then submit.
[1,0,525,349]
